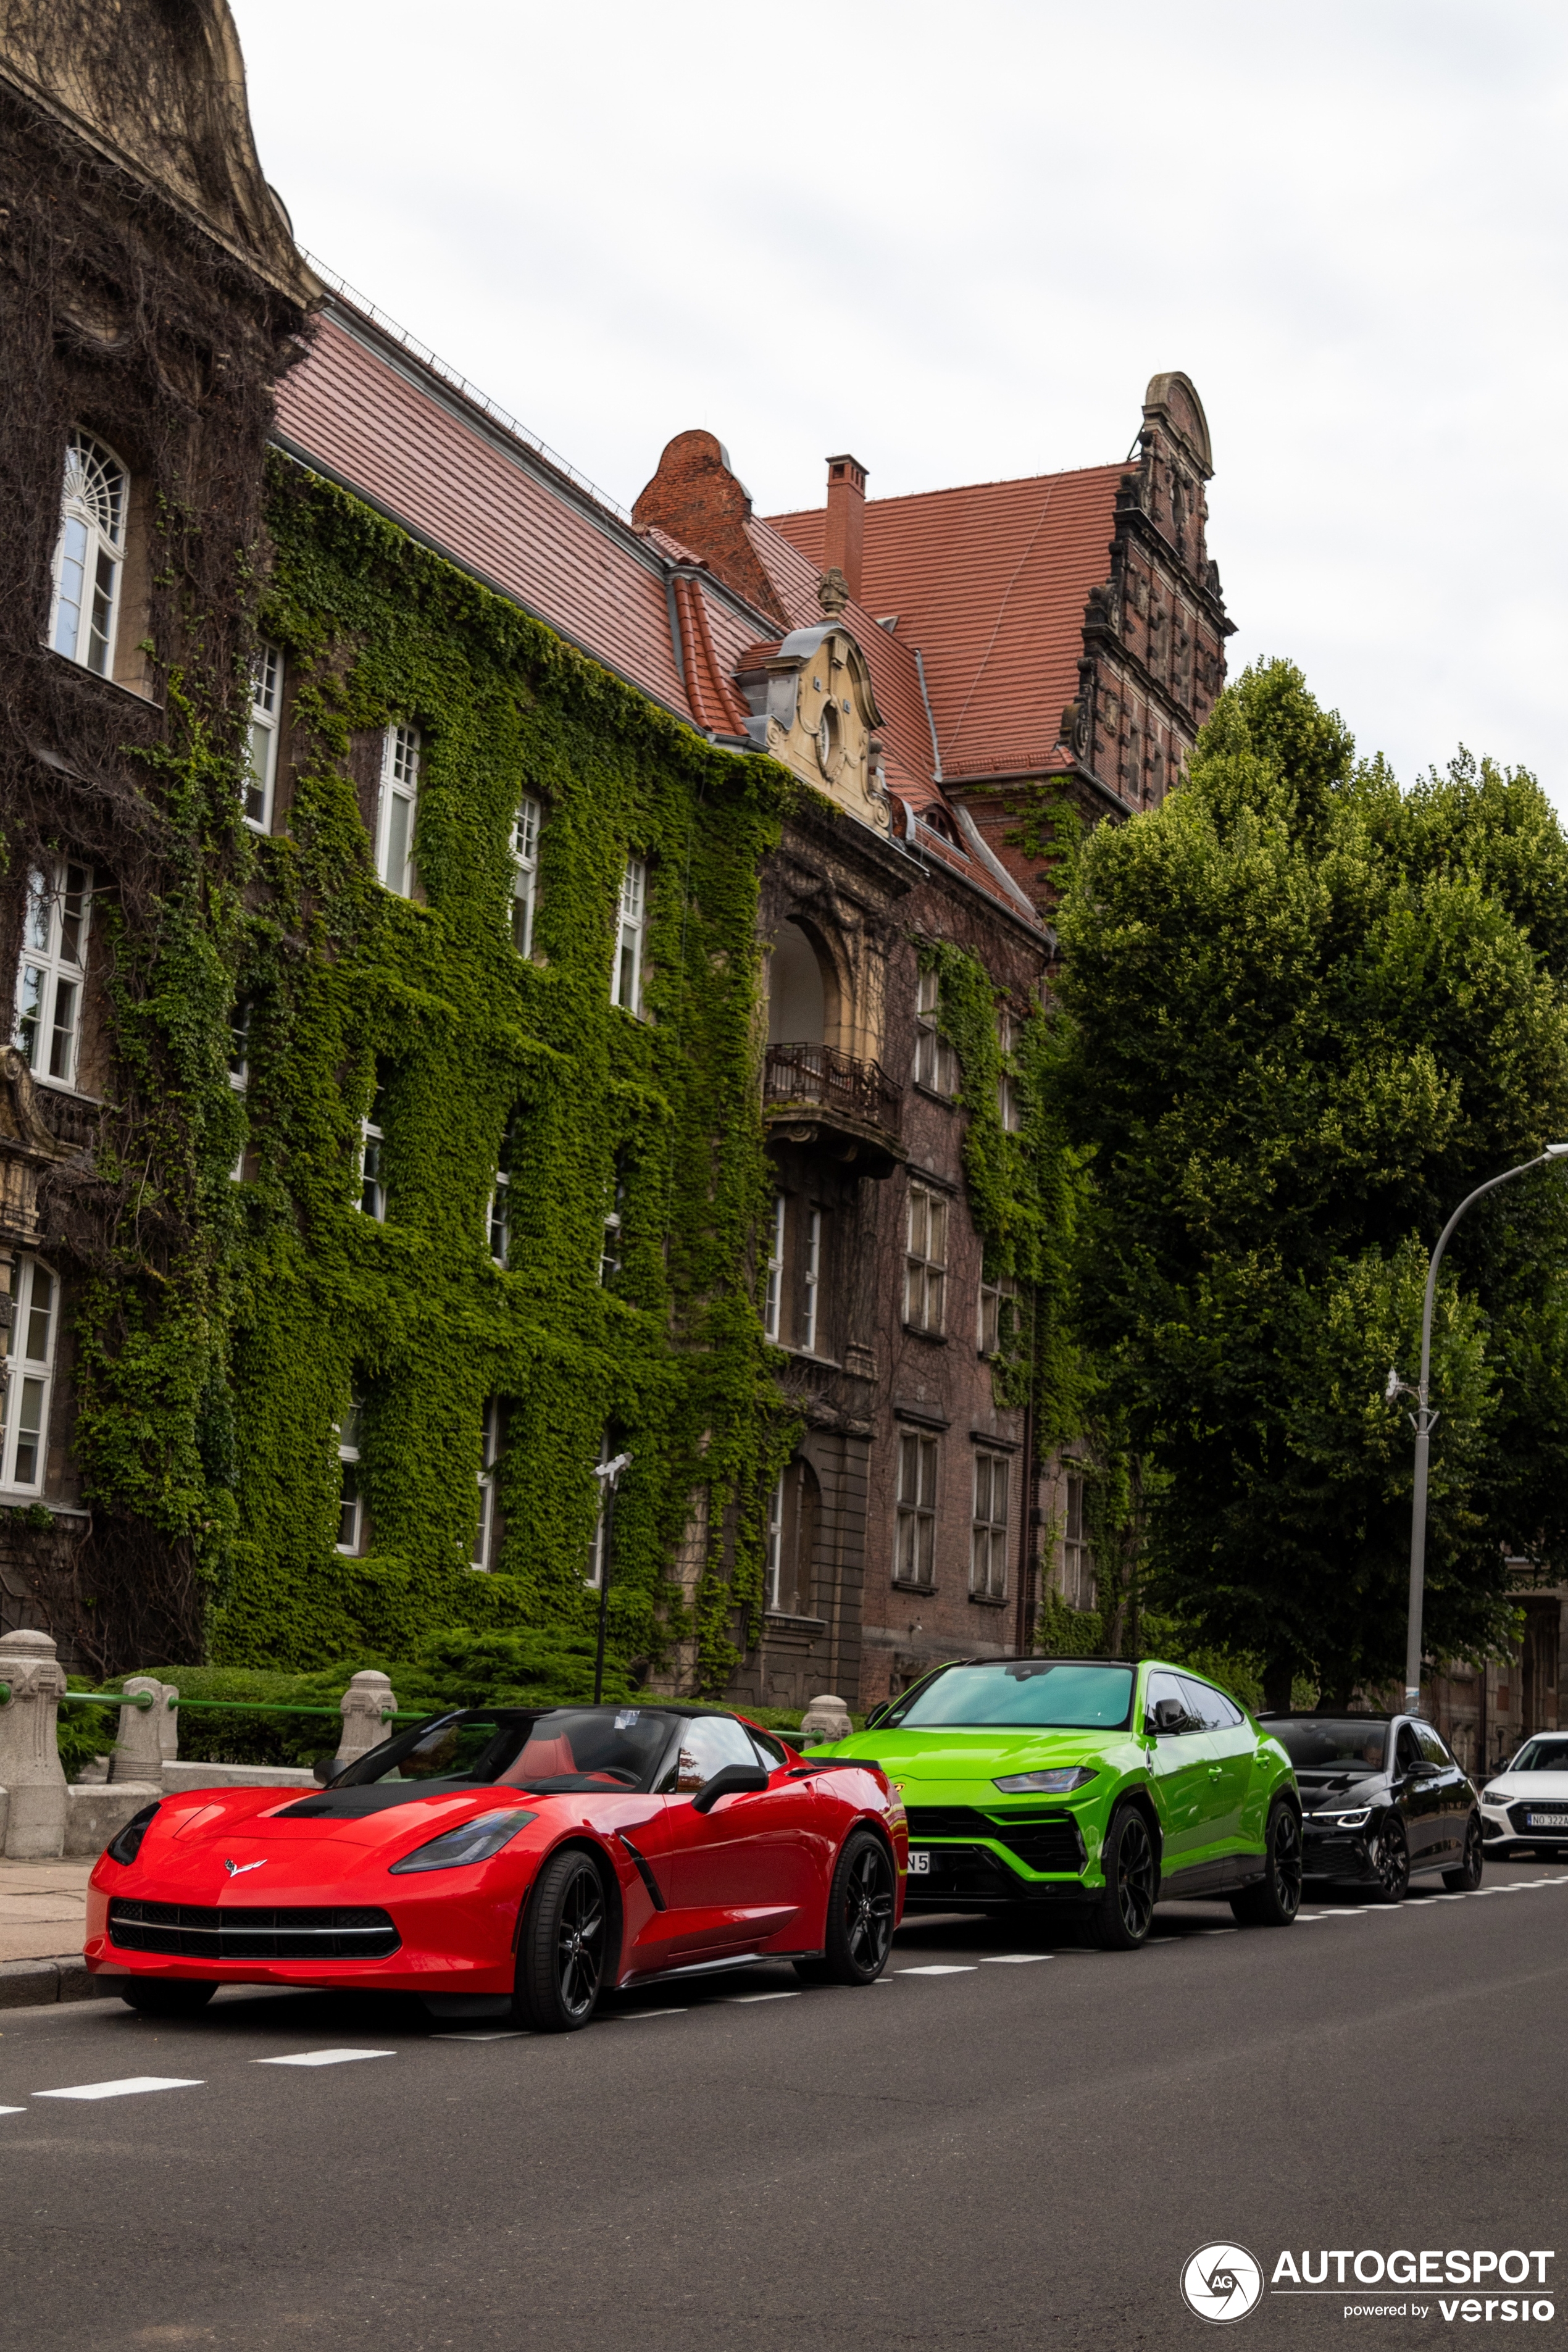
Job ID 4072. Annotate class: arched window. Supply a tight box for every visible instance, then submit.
[49,430,127,675]
[767,920,827,1046]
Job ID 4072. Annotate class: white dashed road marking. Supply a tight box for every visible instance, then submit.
[979,1954,1053,1964]
[430,2032,530,2042]
[603,2008,687,2020]
[721,1991,801,2003]
[0,2106,24,2116]
[899,1965,977,1976]
[35,2076,203,2101]
[253,2050,396,2068]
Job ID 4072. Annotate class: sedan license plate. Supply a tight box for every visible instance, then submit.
[1526,1812,1568,1829]
[907,1849,932,1874]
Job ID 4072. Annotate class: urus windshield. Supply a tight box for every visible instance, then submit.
[1269,1719,1388,1774]
[333,1706,674,1793]
[886,1661,1134,1730]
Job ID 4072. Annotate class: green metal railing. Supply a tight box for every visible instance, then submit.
[0,1683,419,1722]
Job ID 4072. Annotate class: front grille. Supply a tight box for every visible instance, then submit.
[1508,1803,1568,1838]
[109,1899,400,1961]
[1302,1836,1364,1875]
[906,1844,1014,1896]
[905,1806,1084,1874]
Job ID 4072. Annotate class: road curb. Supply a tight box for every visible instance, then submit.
[0,1955,99,2009]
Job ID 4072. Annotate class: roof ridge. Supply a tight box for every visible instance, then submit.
[765,457,1127,523]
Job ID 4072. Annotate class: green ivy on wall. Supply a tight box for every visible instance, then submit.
[75,452,800,1691]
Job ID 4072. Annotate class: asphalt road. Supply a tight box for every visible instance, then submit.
[3,1859,1566,2352]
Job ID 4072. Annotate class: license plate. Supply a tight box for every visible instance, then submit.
[907,1849,931,1874]
[1526,1813,1568,1829]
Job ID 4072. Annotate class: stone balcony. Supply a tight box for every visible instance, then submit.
[762,1040,904,1178]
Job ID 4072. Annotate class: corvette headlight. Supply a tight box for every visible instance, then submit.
[388,1809,536,1874]
[105,1802,160,1866]
[1320,1808,1371,1829]
[993,1767,1099,1794]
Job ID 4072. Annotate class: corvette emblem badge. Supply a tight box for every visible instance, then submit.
[223,1858,265,1877]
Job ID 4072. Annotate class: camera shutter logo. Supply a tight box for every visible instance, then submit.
[1182,2243,1263,2324]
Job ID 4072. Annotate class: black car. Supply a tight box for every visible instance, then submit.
[1259,1712,1483,1901]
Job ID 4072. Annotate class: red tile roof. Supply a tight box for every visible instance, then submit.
[767,464,1123,780]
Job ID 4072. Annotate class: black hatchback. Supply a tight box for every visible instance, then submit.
[1258,1713,1483,1901]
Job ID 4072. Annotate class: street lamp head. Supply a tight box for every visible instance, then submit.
[1546,1143,1568,1157]
[1384,1367,1402,1404]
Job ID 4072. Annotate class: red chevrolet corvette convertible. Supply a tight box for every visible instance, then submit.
[85,1703,904,2030]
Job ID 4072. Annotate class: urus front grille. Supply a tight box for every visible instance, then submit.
[109,1899,400,1961]
[904,1806,1084,1874]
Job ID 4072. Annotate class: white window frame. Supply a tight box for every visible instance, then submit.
[488,1112,515,1267]
[978,1271,1019,1357]
[764,1470,786,1612]
[376,724,420,898]
[359,1080,386,1220]
[511,794,541,956]
[49,428,127,677]
[0,1255,58,1495]
[228,999,249,1183]
[473,1398,501,1571]
[599,1151,627,1287]
[913,967,956,1095]
[970,1449,1009,1601]
[904,1182,948,1334]
[1063,1472,1096,1609]
[762,1192,786,1340]
[335,1399,364,1554]
[14,860,93,1093]
[894,1430,938,1588]
[801,1207,821,1354]
[245,646,281,831]
[612,859,646,1014]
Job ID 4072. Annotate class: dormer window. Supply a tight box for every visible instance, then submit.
[49,430,127,676]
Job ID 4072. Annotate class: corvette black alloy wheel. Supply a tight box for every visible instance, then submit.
[1087,1805,1157,1950]
[1231,1797,1303,1926]
[1444,1812,1485,1892]
[517,1849,609,2031]
[795,1829,896,1985]
[1374,1816,1411,1904]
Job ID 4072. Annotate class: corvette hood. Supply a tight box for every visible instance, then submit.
[822,1728,1114,1783]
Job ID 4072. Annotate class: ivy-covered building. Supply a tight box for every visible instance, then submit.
[0,0,1232,1708]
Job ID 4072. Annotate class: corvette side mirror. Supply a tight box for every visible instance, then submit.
[691,1764,769,1814]
[312,1754,341,1786]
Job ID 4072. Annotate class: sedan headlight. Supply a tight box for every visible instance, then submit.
[388,1809,536,1874]
[993,1767,1099,1794]
[105,1802,160,1866]
[1481,1790,1509,1808]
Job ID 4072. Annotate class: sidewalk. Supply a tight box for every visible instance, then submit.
[0,1859,98,2008]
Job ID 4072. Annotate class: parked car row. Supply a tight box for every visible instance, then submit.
[82,1657,1504,2031]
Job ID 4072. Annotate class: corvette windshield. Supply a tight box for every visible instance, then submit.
[1267,1720,1387,1774]
[1508,1738,1568,1774]
[887,1662,1134,1730]
[335,1706,674,1793]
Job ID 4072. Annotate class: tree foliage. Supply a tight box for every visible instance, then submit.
[1054,659,1568,1704]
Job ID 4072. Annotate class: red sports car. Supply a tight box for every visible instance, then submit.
[84,1703,904,2030]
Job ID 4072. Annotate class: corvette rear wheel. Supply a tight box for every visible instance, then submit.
[1229,1798,1303,1927]
[119,1979,218,2017]
[1443,1814,1484,1892]
[515,1849,609,2032]
[1085,1805,1156,1951]
[794,1830,896,1985]
[1374,1816,1410,1904]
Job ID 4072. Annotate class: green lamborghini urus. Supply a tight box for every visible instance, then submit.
[812,1657,1301,1949]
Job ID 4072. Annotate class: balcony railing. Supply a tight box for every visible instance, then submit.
[763,1041,903,1140]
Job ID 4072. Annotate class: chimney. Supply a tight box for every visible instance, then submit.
[823,454,868,606]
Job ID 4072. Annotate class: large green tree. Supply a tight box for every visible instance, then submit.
[1054,661,1568,1707]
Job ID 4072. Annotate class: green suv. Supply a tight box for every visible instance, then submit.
[812,1656,1301,1948]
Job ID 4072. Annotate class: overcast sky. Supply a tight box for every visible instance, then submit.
[231,0,1568,807]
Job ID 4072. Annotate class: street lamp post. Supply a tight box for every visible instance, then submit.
[591,1450,633,1706]
[1395,1145,1568,1717]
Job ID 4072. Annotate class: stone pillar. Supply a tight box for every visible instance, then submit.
[800,1692,853,1743]
[157,1682,180,1769]
[111,1675,170,1785]
[335,1671,396,1767]
[0,1627,69,1858]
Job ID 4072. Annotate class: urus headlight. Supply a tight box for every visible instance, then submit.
[388,1809,536,1874]
[993,1767,1099,1795]
[105,1802,160,1866]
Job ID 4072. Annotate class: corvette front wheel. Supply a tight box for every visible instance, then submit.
[515,1849,609,2032]
[1084,1806,1156,1951]
[794,1830,896,1985]
[119,1979,217,2017]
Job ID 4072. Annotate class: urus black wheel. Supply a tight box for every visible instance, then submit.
[119,1979,217,2017]
[794,1829,895,1985]
[1374,1815,1410,1904]
[1443,1813,1484,1893]
[516,1849,609,2031]
[1230,1799,1303,1927]
[1086,1806,1156,1950]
